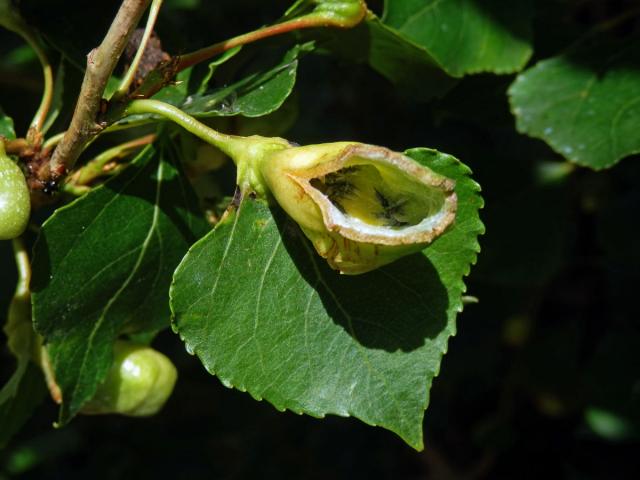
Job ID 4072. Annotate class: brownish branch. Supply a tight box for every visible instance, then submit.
[131,4,368,99]
[36,0,151,190]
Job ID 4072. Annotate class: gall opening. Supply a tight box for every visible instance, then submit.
[309,159,447,229]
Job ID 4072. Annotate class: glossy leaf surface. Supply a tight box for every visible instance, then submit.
[31,141,208,423]
[327,17,456,101]
[182,44,311,118]
[509,39,640,169]
[383,0,533,76]
[170,149,483,450]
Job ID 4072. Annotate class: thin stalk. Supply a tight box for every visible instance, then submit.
[3,138,30,155]
[13,218,59,405]
[113,0,163,99]
[177,17,324,71]
[134,4,367,98]
[0,5,53,139]
[71,133,156,185]
[125,99,247,160]
[12,237,31,298]
[176,17,338,72]
[60,183,90,196]
[25,31,54,137]
[42,131,65,154]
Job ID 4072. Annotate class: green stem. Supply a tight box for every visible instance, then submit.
[114,0,163,100]
[177,17,323,71]
[0,23,52,139]
[11,218,59,405]
[0,2,53,139]
[42,131,65,153]
[125,99,290,193]
[60,183,90,196]
[12,237,31,299]
[26,31,54,137]
[125,99,248,160]
[72,133,155,185]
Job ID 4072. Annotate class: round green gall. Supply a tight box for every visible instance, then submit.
[82,341,178,417]
[311,1,367,27]
[0,147,31,240]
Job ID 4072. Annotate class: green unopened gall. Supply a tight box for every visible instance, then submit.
[258,142,457,274]
[82,341,178,417]
[0,145,31,240]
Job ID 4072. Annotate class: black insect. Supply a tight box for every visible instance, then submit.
[310,166,361,213]
[375,189,409,227]
[42,180,59,195]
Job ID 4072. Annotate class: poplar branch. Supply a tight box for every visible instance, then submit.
[39,0,150,187]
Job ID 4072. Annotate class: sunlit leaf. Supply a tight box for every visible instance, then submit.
[170,148,483,450]
[509,38,640,169]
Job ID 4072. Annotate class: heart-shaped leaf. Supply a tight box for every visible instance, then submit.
[170,148,483,449]
[509,38,640,169]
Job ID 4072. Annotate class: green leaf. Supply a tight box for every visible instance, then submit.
[0,107,16,139]
[383,0,533,76]
[31,140,209,423]
[509,39,640,169]
[181,43,311,118]
[196,47,242,94]
[152,69,193,106]
[326,17,456,101]
[170,149,483,450]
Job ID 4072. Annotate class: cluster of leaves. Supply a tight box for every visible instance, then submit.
[1,0,640,473]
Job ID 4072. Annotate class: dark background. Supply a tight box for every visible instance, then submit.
[1,0,639,478]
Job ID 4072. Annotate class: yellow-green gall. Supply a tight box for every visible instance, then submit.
[0,145,31,240]
[82,341,178,417]
[258,142,457,274]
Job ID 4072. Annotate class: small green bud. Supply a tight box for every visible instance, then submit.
[310,0,367,27]
[0,145,31,240]
[82,341,178,417]
[285,0,367,28]
[258,142,457,274]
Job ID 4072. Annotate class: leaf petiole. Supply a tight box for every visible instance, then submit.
[132,0,367,98]
[68,133,156,187]
[125,99,248,161]
[26,32,54,140]
[124,99,289,193]
[11,237,30,300]
[0,2,53,141]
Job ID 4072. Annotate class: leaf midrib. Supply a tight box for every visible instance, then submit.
[65,157,166,416]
